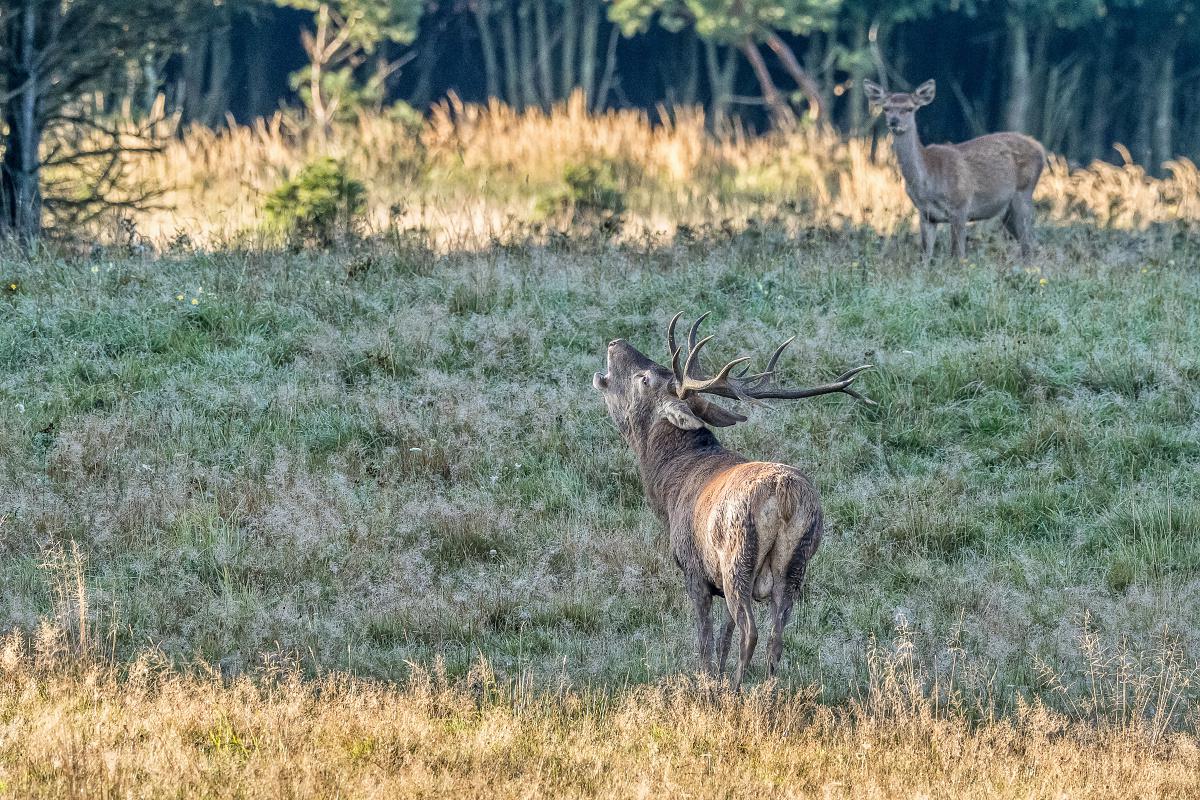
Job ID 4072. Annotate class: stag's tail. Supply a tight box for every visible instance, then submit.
[751,472,822,601]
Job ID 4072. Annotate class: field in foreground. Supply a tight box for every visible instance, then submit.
[3,188,1200,793]
[1,635,1197,799]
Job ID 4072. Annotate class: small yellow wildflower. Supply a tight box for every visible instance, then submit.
[8,283,16,291]
[191,298,199,305]
[1038,277,1048,286]
[90,265,99,274]
[176,293,184,301]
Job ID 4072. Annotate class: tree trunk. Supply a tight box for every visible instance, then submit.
[1152,29,1181,174]
[474,0,501,101]
[499,3,522,107]
[200,24,232,126]
[592,23,619,112]
[181,29,210,125]
[741,39,794,129]
[0,0,43,240]
[1085,20,1115,163]
[560,0,577,97]
[1004,11,1030,132]
[579,0,599,106]
[674,31,700,107]
[534,0,555,104]
[1133,40,1155,167]
[704,40,736,128]
[1027,21,1049,140]
[517,0,540,108]
[410,27,443,107]
[764,32,823,124]
[848,15,868,135]
[245,24,271,120]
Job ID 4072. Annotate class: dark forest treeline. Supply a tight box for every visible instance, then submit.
[2,0,1198,239]
[163,0,1200,170]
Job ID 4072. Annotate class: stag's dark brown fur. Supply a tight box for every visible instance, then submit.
[593,317,870,689]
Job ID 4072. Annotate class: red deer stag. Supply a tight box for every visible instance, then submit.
[592,313,873,690]
[864,78,1046,261]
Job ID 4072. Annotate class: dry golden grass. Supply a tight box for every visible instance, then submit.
[126,93,1200,248]
[2,625,1198,800]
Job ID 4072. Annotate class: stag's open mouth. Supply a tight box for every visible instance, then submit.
[593,371,609,390]
[888,124,908,134]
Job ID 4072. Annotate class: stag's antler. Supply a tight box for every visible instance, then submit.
[666,312,876,405]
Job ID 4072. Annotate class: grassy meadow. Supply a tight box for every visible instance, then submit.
[2,101,1200,796]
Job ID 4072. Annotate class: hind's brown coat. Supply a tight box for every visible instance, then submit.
[865,79,1046,260]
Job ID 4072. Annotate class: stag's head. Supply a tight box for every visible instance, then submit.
[593,313,874,442]
[863,79,935,135]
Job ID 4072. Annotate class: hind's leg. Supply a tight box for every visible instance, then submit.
[1012,192,1036,258]
[1002,204,1019,239]
[919,216,936,262]
[950,214,968,259]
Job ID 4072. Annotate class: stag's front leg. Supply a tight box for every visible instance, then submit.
[686,577,715,674]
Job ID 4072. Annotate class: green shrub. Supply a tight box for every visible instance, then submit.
[537,159,627,229]
[265,158,366,246]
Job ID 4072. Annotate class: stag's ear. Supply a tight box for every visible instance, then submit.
[686,396,747,428]
[863,79,887,106]
[913,79,936,106]
[658,397,706,430]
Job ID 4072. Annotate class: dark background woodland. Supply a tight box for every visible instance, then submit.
[2,0,1198,238]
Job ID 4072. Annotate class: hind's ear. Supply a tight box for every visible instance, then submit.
[863,79,887,106]
[659,398,705,430]
[686,396,747,428]
[913,79,936,106]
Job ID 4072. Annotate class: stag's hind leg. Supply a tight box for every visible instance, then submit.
[767,510,821,677]
[721,579,758,692]
[766,582,797,678]
[716,605,736,675]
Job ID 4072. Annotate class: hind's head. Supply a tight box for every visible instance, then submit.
[864,79,935,135]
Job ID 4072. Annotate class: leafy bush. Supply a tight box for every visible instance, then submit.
[265,158,366,246]
[537,159,627,230]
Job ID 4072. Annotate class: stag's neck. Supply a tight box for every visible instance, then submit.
[892,126,930,195]
[632,422,743,523]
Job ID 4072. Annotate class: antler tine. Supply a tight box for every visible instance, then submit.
[666,312,685,383]
[667,312,683,357]
[681,334,714,387]
[685,312,711,377]
[678,356,753,398]
[670,346,685,386]
[687,312,710,352]
[764,337,794,374]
